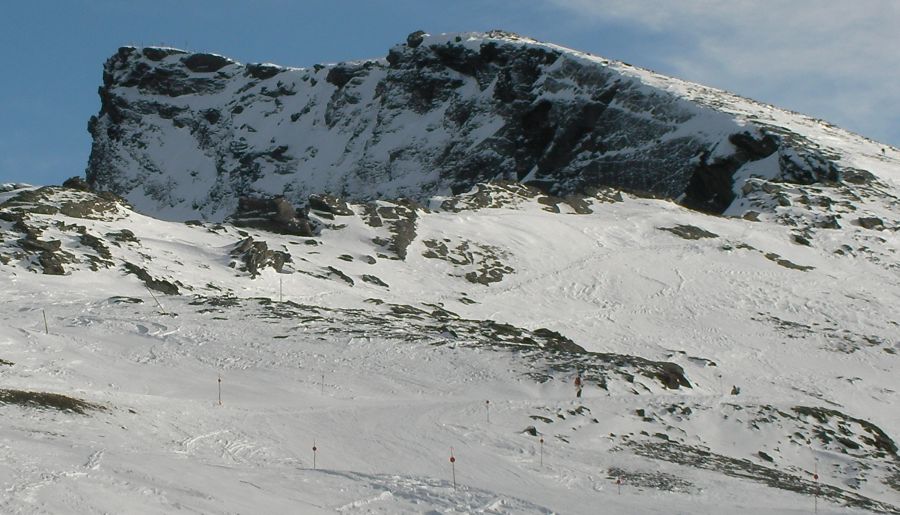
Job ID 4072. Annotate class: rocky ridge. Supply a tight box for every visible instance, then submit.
[85,31,895,223]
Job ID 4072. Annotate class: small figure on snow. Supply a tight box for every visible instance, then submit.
[574,372,583,398]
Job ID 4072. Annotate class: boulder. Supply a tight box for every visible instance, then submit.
[230,196,314,236]
[308,194,354,216]
[62,176,91,191]
[181,53,233,73]
[857,217,884,230]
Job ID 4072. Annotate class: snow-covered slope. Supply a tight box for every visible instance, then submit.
[85,30,900,221]
[1,177,897,512]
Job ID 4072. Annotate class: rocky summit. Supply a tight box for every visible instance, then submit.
[87,30,872,222]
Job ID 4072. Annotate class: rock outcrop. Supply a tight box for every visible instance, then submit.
[85,31,868,222]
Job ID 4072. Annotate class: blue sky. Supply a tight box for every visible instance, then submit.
[1,0,897,186]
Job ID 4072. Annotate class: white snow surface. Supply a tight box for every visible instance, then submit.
[0,179,897,513]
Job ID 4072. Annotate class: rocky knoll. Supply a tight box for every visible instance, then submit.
[86,31,852,221]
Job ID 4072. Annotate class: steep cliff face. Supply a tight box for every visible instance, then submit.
[86,31,866,221]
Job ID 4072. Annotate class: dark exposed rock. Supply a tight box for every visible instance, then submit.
[659,225,718,240]
[202,109,220,124]
[231,237,291,278]
[107,229,138,244]
[62,176,91,191]
[369,201,420,260]
[681,132,779,213]
[0,389,104,415]
[182,53,233,73]
[123,262,179,294]
[842,168,876,185]
[38,251,66,275]
[230,196,314,236]
[325,62,375,89]
[792,233,812,246]
[142,47,186,61]
[308,194,354,216]
[361,274,389,287]
[245,63,284,80]
[792,406,897,456]
[406,30,428,48]
[629,441,897,513]
[531,328,584,353]
[764,253,814,271]
[325,266,354,286]
[857,217,884,230]
[19,238,61,253]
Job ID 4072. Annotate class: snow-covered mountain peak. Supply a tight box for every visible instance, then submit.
[86,30,900,225]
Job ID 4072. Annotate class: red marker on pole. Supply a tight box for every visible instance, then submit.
[616,476,622,495]
[814,460,819,514]
[313,441,318,469]
[449,448,457,490]
[217,375,222,406]
[539,437,544,467]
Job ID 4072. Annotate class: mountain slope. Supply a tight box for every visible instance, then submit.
[1,179,898,512]
[85,31,899,221]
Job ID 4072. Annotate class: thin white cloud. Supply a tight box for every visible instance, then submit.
[541,0,900,145]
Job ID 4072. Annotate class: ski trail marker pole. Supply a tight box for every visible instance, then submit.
[485,400,490,424]
[217,374,222,406]
[814,459,819,514]
[42,309,48,334]
[449,448,456,490]
[321,373,325,395]
[279,276,283,303]
[616,476,622,495]
[539,437,544,467]
[145,285,166,315]
[312,441,317,469]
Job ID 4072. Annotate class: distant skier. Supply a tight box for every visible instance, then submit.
[574,372,583,398]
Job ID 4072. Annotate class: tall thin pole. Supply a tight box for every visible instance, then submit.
[814,460,819,514]
[312,441,317,469]
[279,276,283,303]
[321,374,325,395]
[539,437,544,467]
[145,285,166,315]
[217,374,222,406]
[485,400,490,424]
[450,447,456,490]
[42,309,48,334]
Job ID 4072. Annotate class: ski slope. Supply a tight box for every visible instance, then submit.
[1,181,897,513]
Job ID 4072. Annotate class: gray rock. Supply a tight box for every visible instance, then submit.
[85,32,863,222]
[857,216,884,230]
